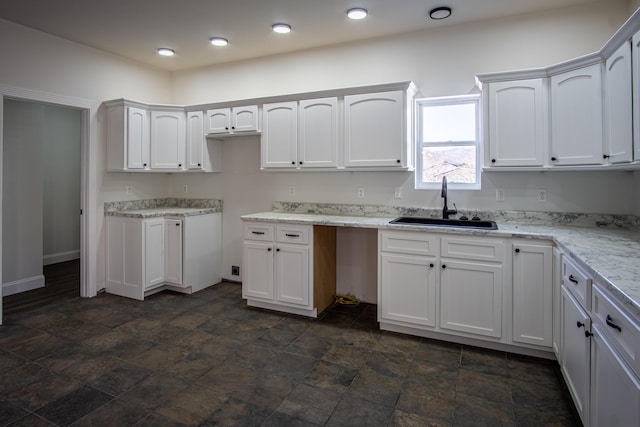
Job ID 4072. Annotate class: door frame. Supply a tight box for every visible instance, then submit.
[0,85,99,324]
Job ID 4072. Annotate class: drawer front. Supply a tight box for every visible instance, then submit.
[380,231,438,256]
[441,237,505,262]
[562,255,591,309]
[243,222,275,241]
[276,224,311,245]
[592,284,640,378]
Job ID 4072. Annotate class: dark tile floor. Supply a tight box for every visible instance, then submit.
[0,282,580,426]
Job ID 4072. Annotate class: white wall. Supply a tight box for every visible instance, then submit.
[43,104,82,264]
[168,0,634,290]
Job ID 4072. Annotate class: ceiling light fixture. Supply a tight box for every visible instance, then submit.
[347,8,368,20]
[272,23,292,34]
[429,6,452,20]
[156,48,175,56]
[210,37,229,47]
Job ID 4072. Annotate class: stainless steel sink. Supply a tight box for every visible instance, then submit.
[389,216,498,230]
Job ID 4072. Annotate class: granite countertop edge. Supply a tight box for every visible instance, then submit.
[241,211,640,318]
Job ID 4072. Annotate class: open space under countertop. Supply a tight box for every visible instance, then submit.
[242,210,640,318]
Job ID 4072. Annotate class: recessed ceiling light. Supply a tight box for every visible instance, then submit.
[157,48,175,57]
[429,6,452,20]
[210,37,228,47]
[347,8,368,20]
[272,23,292,34]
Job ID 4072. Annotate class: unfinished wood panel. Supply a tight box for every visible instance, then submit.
[313,225,337,314]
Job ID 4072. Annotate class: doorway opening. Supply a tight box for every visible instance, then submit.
[2,99,82,315]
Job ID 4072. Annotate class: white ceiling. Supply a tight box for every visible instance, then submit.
[0,0,601,72]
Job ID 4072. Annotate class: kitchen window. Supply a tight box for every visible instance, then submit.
[415,94,481,190]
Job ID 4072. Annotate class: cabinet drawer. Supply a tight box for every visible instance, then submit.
[243,222,275,241]
[592,284,640,378]
[380,231,438,256]
[276,224,311,245]
[441,237,505,262]
[562,255,591,309]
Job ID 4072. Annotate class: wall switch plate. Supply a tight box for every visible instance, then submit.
[289,185,295,196]
[183,184,189,194]
[126,185,133,195]
[357,187,365,198]
[496,189,505,202]
[231,265,240,276]
[537,189,547,202]
[394,187,403,199]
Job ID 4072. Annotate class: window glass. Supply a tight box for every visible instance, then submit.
[415,95,481,190]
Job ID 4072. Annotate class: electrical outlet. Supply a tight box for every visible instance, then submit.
[537,189,547,202]
[496,189,505,202]
[289,185,295,196]
[183,184,189,194]
[231,265,240,276]
[394,187,403,199]
[126,185,133,195]
[357,187,365,198]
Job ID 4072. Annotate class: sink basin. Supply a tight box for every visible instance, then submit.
[389,217,498,230]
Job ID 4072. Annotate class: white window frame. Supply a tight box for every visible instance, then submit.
[415,94,482,190]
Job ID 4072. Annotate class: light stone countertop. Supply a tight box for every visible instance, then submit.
[242,211,640,318]
[104,198,222,218]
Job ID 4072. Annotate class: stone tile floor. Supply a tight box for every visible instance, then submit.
[0,282,581,426]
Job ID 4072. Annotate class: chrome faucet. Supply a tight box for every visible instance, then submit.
[441,176,458,219]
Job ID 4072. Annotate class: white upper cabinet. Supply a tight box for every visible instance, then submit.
[550,63,604,166]
[106,105,150,171]
[150,111,186,170]
[298,97,339,168]
[604,41,633,164]
[206,105,259,134]
[633,29,640,162]
[261,101,298,168]
[186,111,204,169]
[343,91,406,168]
[487,79,547,167]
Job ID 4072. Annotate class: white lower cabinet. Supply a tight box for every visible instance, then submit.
[512,241,553,348]
[439,236,506,340]
[106,213,221,300]
[242,221,335,317]
[378,232,438,328]
[560,285,592,426]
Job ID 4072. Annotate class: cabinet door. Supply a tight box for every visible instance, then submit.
[380,253,437,327]
[164,219,183,285]
[298,97,338,168]
[634,30,640,161]
[275,243,310,307]
[127,107,150,169]
[439,259,503,339]
[591,324,640,427]
[106,217,144,300]
[262,102,297,168]
[232,105,259,132]
[186,111,205,169]
[553,248,562,358]
[604,41,633,164]
[487,79,546,167]
[344,91,404,167]
[150,111,186,169]
[550,64,604,165]
[144,219,165,289]
[205,108,231,134]
[560,286,591,427]
[242,241,274,301]
[512,242,553,347]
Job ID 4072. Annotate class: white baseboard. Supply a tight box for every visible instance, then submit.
[3,275,45,296]
[43,250,80,266]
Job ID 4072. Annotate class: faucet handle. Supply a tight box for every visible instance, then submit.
[451,203,458,215]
